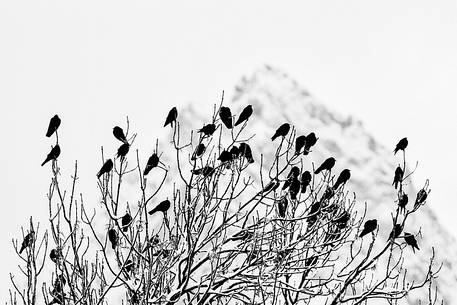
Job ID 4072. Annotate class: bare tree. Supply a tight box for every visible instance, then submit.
[8,99,441,305]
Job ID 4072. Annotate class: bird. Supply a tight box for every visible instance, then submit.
[117,143,130,159]
[238,143,254,163]
[388,224,403,240]
[333,169,351,190]
[124,259,134,273]
[288,166,300,178]
[46,115,61,137]
[303,132,318,155]
[307,202,321,227]
[230,146,240,159]
[415,189,428,208]
[394,137,408,155]
[404,232,420,252]
[320,187,335,201]
[144,153,159,176]
[398,193,408,212]
[263,179,280,193]
[192,166,215,177]
[271,123,290,141]
[198,124,216,136]
[121,213,133,232]
[41,145,61,166]
[314,157,336,174]
[108,228,118,249]
[295,135,306,154]
[164,107,178,127]
[301,171,312,193]
[192,144,206,160]
[218,150,232,163]
[113,126,128,144]
[97,159,113,178]
[392,166,404,190]
[19,231,35,254]
[289,178,300,200]
[49,248,62,263]
[334,210,350,229]
[359,219,378,237]
[277,197,288,218]
[148,199,171,215]
[234,105,253,126]
[219,106,233,129]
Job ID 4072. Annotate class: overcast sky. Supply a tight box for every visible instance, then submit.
[1,0,456,299]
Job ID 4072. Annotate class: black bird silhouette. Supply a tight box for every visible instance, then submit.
[117,143,130,159]
[50,248,62,263]
[300,171,312,193]
[230,146,240,159]
[192,144,206,160]
[124,259,134,273]
[271,123,290,141]
[148,199,171,215]
[121,213,133,232]
[19,231,35,254]
[404,232,420,252]
[219,106,233,129]
[394,137,408,155]
[234,105,253,126]
[307,202,321,227]
[218,150,232,163]
[289,178,300,200]
[415,189,428,208]
[41,145,61,166]
[388,224,403,240]
[164,107,178,127]
[320,187,335,202]
[359,219,378,237]
[333,169,351,190]
[282,167,299,190]
[334,210,350,229]
[46,115,61,137]
[192,166,215,177]
[144,153,159,176]
[108,228,118,249]
[277,197,288,218]
[315,157,336,174]
[113,126,128,144]
[263,179,280,193]
[295,135,306,154]
[398,193,408,212]
[392,166,403,190]
[303,132,318,155]
[97,159,113,178]
[238,143,254,163]
[198,124,216,136]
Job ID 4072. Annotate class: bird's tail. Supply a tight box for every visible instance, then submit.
[148,207,158,215]
[41,158,49,167]
[314,167,322,174]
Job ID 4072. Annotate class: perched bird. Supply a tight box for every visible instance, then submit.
[192,166,215,177]
[334,210,350,229]
[359,219,378,237]
[238,143,254,163]
[320,187,335,202]
[50,248,62,263]
[277,197,288,218]
[300,171,312,193]
[19,231,35,254]
[192,144,206,160]
[97,159,113,178]
[415,189,428,208]
[234,105,253,126]
[143,153,159,176]
[392,166,404,190]
[117,143,130,159]
[164,107,178,127]
[219,106,233,129]
[198,124,216,136]
[394,137,408,155]
[333,169,351,190]
[263,179,280,193]
[295,135,306,154]
[218,150,232,163]
[230,146,240,159]
[108,228,118,249]
[271,123,290,141]
[315,157,336,174]
[404,232,420,252]
[121,213,133,232]
[398,193,408,212]
[113,126,128,144]
[288,166,300,178]
[41,145,61,166]
[307,202,321,227]
[289,178,300,200]
[124,259,134,273]
[46,115,61,137]
[303,132,318,155]
[148,199,171,215]
[388,224,403,240]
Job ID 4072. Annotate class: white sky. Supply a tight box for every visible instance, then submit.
[1,0,456,299]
